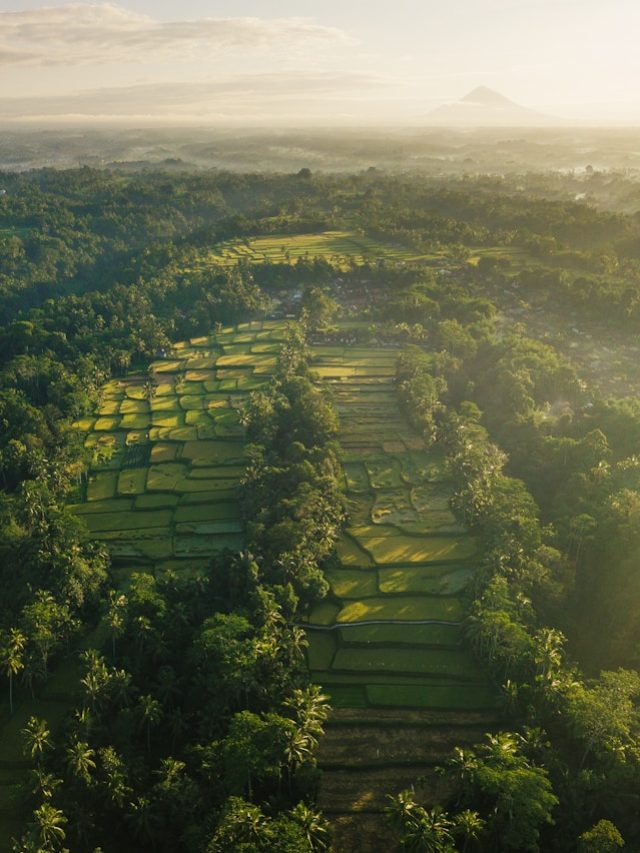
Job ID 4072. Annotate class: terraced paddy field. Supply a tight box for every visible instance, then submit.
[304,342,495,714]
[193,230,528,274]
[304,339,499,850]
[68,320,289,579]
[194,230,442,268]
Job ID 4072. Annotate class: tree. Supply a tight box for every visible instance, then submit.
[453,810,485,852]
[0,627,25,713]
[208,797,272,852]
[30,803,67,851]
[283,685,330,758]
[300,287,338,331]
[106,591,127,662]
[385,791,455,853]
[578,820,625,852]
[22,716,52,765]
[65,738,96,785]
[442,732,558,851]
[222,711,294,798]
[289,802,330,851]
[137,693,162,753]
[564,669,640,769]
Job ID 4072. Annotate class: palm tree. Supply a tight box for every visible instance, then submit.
[385,789,427,835]
[285,685,331,741]
[453,810,485,852]
[0,627,26,713]
[387,793,455,853]
[22,716,53,765]
[30,767,62,801]
[481,732,519,765]
[106,591,127,661]
[405,807,455,853]
[284,726,314,775]
[154,666,179,706]
[137,694,162,752]
[444,746,478,788]
[65,738,96,785]
[127,795,161,842]
[110,668,136,709]
[533,627,565,684]
[79,650,110,711]
[290,802,330,851]
[31,803,67,850]
[168,705,189,749]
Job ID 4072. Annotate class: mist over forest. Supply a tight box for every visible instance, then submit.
[5,126,640,181]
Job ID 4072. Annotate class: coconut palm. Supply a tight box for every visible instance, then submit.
[405,807,455,853]
[22,716,53,765]
[385,789,427,835]
[453,810,485,852]
[106,591,127,662]
[0,627,25,714]
[31,803,67,850]
[65,738,96,785]
[137,693,162,752]
[290,802,330,851]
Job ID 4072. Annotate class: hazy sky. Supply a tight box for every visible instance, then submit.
[1,0,640,125]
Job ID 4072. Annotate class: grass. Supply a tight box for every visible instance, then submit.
[135,494,180,509]
[306,633,337,671]
[336,537,375,568]
[86,471,119,501]
[332,647,480,679]
[321,685,369,709]
[365,459,404,490]
[336,596,463,623]
[174,503,240,523]
[82,510,173,532]
[337,623,462,646]
[117,468,148,496]
[307,602,341,627]
[325,569,379,599]
[377,566,473,595]
[357,534,476,566]
[366,684,498,711]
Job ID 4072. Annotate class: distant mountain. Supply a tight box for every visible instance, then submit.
[425,87,560,127]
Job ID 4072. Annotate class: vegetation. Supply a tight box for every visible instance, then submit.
[3,165,640,849]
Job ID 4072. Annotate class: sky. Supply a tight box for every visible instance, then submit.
[1,0,640,125]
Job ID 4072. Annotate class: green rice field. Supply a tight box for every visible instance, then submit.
[189,230,528,275]
[68,320,495,716]
[70,319,288,576]
[303,339,496,712]
[193,230,442,269]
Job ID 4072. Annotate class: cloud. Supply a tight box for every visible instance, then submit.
[0,3,350,67]
[0,72,387,124]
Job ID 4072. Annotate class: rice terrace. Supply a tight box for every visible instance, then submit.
[5,317,496,850]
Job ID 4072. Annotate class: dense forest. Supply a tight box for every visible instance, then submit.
[3,166,640,851]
